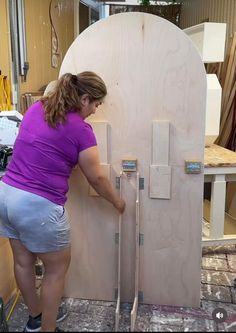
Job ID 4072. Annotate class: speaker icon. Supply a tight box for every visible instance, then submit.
[212,308,227,323]
[216,312,224,319]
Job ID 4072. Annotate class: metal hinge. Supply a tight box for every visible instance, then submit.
[138,290,144,302]
[116,176,144,190]
[116,177,120,189]
[115,233,119,244]
[139,178,144,190]
[139,233,144,246]
[114,288,118,299]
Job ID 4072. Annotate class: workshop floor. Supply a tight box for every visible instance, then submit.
[5,244,236,332]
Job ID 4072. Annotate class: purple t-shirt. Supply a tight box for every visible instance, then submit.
[2,101,97,205]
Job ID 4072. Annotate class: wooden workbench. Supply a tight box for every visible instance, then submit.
[203,144,236,246]
[204,144,236,167]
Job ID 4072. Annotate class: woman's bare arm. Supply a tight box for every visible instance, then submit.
[78,146,125,214]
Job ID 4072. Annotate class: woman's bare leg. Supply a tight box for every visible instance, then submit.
[37,247,71,332]
[9,239,40,316]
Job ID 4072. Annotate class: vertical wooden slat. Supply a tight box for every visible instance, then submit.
[90,121,109,164]
[115,172,123,332]
[130,171,140,332]
[88,121,110,196]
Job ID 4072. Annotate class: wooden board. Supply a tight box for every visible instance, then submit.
[0,0,11,79]
[20,0,74,95]
[204,144,236,168]
[61,12,206,307]
[0,237,16,303]
[149,165,171,199]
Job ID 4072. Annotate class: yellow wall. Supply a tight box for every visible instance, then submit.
[20,0,75,94]
[0,238,16,303]
[0,0,11,78]
[0,3,16,302]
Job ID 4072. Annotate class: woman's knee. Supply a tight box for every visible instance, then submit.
[38,247,71,276]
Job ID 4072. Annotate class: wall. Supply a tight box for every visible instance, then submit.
[0,238,16,303]
[0,0,11,78]
[180,0,236,49]
[0,2,15,301]
[20,0,75,94]
[79,2,90,33]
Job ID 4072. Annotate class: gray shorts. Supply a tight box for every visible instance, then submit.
[0,181,70,253]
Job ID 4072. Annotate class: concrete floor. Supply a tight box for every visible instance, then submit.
[5,244,236,332]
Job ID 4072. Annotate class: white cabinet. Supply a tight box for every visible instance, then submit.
[183,22,226,63]
[205,74,222,145]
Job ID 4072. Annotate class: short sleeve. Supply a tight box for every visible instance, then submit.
[77,123,97,153]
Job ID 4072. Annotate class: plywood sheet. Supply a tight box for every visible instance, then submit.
[152,121,170,165]
[61,12,206,307]
[149,165,171,199]
[89,121,109,164]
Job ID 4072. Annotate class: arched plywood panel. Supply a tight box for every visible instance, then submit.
[60,12,206,307]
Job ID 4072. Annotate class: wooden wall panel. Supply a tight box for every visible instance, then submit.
[0,238,16,303]
[0,0,11,78]
[20,0,74,95]
[0,3,14,298]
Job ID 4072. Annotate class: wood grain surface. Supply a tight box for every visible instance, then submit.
[204,144,236,167]
[60,12,206,307]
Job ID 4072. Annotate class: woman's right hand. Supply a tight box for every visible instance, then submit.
[114,198,126,214]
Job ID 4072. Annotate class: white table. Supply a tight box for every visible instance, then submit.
[203,144,236,246]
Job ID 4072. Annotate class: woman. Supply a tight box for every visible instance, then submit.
[0,72,125,332]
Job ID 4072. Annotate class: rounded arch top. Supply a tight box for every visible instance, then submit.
[60,12,207,166]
